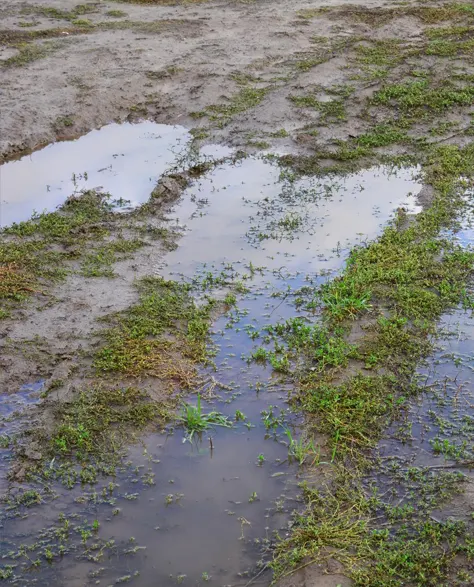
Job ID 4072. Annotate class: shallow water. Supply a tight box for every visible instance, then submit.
[371,215,474,527]
[0,124,426,586]
[0,123,191,227]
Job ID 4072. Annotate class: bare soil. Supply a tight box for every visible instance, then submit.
[1,0,458,161]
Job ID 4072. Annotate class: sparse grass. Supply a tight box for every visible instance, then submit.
[271,136,474,580]
[289,95,347,123]
[0,192,114,308]
[190,87,269,126]
[270,128,289,138]
[20,4,98,21]
[3,41,58,67]
[105,10,128,17]
[80,239,146,277]
[114,0,208,4]
[0,190,173,316]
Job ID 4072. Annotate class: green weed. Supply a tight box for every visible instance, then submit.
[285,429,319,465]
[176,394,232,441]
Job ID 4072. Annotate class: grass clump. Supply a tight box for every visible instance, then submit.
[4,191,112,239]
[106,9,128,17]
[372,79,474,114]
[95,277,217,383]
[176,394,232,441]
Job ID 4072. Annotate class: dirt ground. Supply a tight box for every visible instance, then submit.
[0,0,450,160]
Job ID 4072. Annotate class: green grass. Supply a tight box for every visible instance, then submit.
[269,138,474,580]
[372,80,474,113]
[190,87,269,126]
[176,394,232,441]
[4,191,113,239]
[95,277,217,380]
[0,192,113,311]
[285,429,319,465]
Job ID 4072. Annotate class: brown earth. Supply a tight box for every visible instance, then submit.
[2,0,466,161]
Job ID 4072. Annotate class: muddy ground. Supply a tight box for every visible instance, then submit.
[2,0,470,160]
[2,0,474,586]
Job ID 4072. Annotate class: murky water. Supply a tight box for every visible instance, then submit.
[0,124,426,586]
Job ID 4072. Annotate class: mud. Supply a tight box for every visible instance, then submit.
[2,0,474,585]
[0,0,462,162]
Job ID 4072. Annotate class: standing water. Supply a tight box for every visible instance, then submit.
[0,123,423,586]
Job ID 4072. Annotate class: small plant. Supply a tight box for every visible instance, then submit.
[235,409,246,421]
[261,406,283,430]
[251,347,268,362]
[44,548,54,562]
[248,491,259,503]
[0,434,10,448]
[257,453,265,466]
[285,429,319,465]
[201,571,211,581]
[176,395,232,441]
[224,292,237,306]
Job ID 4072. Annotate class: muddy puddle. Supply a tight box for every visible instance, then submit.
[0,122,192,227]
[1,124,426,586]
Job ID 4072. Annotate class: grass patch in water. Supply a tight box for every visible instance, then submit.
[266,143,474,582]
[177,394,232,441]
[28,385,169,488]
[51,387,157,457]
[272,472,471,587]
